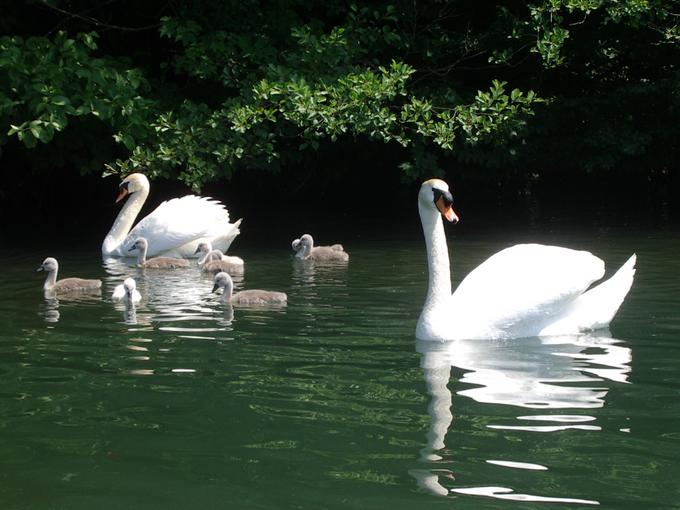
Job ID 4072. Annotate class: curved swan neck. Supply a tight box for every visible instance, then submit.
[102,185,149,255]
[420,204,452,305]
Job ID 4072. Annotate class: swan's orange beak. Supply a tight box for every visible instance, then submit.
[115,187,129,203]
[436,196,460,224]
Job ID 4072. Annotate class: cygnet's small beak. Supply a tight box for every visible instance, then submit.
[211,284,220,293]
[36,265,44,272]
[127,245,136,252]
[194,246,201,254]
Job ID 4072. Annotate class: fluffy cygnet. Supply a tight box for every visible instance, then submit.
[202,259,245,275]
[194,241,245,266]
[112,277,142,304]
[129,237,191,268]
[195,241,245,274]
[291,234,349,262]
[212,272,287,305]
[37,257,102,293]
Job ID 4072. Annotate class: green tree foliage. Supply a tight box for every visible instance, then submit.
[0,1,678,190]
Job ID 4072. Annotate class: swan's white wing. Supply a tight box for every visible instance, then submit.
[449,244,605,336]
[122,195,231,257]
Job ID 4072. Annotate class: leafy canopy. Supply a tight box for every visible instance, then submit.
[0,1,677,189]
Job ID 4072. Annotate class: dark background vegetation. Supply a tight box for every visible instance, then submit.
[1,0,678,241]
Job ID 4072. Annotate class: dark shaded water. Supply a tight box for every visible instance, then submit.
[1,223,679,509]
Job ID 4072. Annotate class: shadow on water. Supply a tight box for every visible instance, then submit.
[411,331,631,504]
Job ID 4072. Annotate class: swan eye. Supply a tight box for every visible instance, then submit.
[432,188,453,207]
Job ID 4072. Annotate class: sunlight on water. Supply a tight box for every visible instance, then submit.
[1,227,680,509]
[450,486,599,505]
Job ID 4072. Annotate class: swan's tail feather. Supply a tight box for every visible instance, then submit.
[538,254,636,336]
[572,254,636,330]
[211,218,243,253]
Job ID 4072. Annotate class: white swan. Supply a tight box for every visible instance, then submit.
[112,277,142,304]
[416,179,637,341]
[291,234,349,261]
[102,173,242,258]
[37,257,102,293]
[212,272,287,305]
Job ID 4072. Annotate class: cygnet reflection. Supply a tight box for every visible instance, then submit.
[40,292,102,324]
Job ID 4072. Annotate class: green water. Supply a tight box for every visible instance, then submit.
[1,224,679,509]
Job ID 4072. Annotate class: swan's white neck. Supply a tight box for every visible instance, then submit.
[417,204,452,339]
[421,205,452,304]
[102,186,148,255]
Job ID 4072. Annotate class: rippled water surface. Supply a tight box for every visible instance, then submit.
[1,223,679,509]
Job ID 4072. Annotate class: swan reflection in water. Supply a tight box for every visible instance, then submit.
[410,332,631,503]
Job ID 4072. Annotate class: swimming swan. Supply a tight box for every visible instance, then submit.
[102,173,242,258]
[291,234,349,262]
[112,277,142,304]
[416,178,636,341]
[37,257,102,293]
[212,272,287,305]
[130,237,191,269]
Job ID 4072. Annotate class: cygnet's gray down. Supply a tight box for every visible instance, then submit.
[194,241,245,265]
[129,238,191,268]
[194,241,245,274]
[212,272,287,305]
[37,257,102,293]
[291,234,348,262]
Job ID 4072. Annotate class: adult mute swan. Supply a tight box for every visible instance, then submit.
[112,277,142,304]
[37,257,102,293]
[212,272,287,305]
[291,234,349,261]
[416,179,636,341]
[102,173,242,258]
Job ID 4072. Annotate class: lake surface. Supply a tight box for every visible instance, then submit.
[1,221,679,509]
